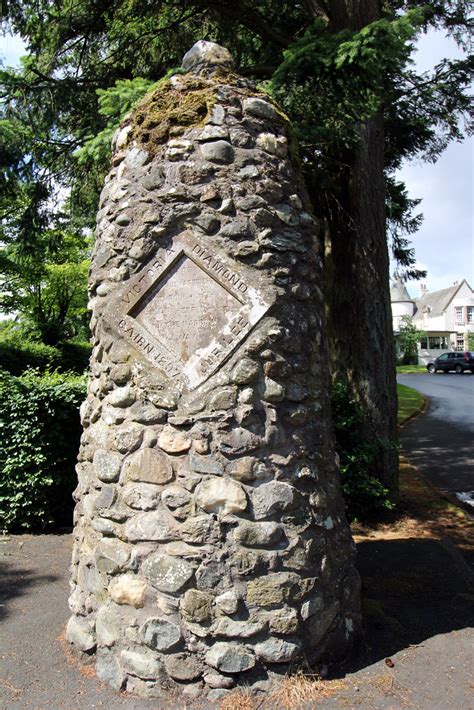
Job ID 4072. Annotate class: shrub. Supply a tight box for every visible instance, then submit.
[57,340,92,373]
[332,381,396,521]
[0,338,60,374]
[0,335,91,375]
[0,369,86,531]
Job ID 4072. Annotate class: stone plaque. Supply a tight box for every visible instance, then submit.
[106,231,274,389]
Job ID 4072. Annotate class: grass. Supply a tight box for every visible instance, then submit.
[397,382,424,425]
[396,364,427,373]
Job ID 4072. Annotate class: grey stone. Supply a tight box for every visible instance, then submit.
[208,104,225,125]
[161,485,191,510]
[182,40,233,72]
[182,682,204,699]
[204,672,235,689]
[180,515,215,544]
[300,593,324,620]
[96,648,126,690]
[195,214,220,233]
[122,448,173,485]
[226,456,257,482]
[215,589,239,615]
[91,517,118,536]
[219,217,250,238]
[142,553,194,593]
[128,401,166,424]
[243,97,279,121]
[93,450,122,483]
[96,603,134,647]
[189,452,224,475]
[124,511,178,542]
[162,541,209,559]
[95,539,131,574]
[114,425,143,454]
[234,520,284,548]
[195,477,247,516]
[255,638,300,663]
[164,653,203,681]
[261,377,284,403]
[246,573,298,607]
[285,383,309,401]
[122,483,161,511]
[219,427,262,455]
[205,643,255,673]
[124,676,165,698]
[116,213,131,226]
[266,607,299,635]
[231,358,260,384]
[274,203,299,226]
[197,125,229,141]
[107,386,135,407]
[94,486,117,512]
[200,140,234,164]
[158,425,192,454]
[195,561,230,592]
[256,132,288,157]
[140,617,182,651]
[181,589,213,623]
[208,386,237,410]
[66,615,96,652]
[212,618,265,638]
[207,688,232,700]
[121,648,162,679]
[251,481,296,520]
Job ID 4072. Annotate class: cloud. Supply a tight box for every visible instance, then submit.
[396,30,473,294]
[0,34,27,67]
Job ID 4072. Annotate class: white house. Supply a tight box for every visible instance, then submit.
[390,278,474,364]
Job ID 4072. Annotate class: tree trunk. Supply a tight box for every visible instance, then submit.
[324,0,399,493]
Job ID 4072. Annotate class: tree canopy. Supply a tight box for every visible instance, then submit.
[1,2,471,259]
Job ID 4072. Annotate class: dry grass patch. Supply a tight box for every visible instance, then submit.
[268,672,346,708]
[352,461,474,558]
[219,673,346,710]
[220,687,261,710]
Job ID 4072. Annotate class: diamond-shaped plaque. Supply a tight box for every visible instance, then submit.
[105,231,275,390]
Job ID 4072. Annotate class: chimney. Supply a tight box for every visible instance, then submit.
[420,283,427,297]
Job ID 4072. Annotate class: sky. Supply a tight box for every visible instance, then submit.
[1,29,473,299]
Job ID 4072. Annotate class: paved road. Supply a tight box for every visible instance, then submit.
[398,373,474,509]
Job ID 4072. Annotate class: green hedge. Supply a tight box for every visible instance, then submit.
[0,369,87,531]
[0,338,91,375]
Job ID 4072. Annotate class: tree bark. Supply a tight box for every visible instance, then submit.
[324,0,399,493]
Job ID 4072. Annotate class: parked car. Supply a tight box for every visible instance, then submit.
[426,351,474,374]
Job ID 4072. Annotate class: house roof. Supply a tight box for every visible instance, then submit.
[390,279,412,303]
[414,281,468,317]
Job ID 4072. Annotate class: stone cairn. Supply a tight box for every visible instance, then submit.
[67,41,360,700]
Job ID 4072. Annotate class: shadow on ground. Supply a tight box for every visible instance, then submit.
[340,536,474,676]
[0,560,60,621]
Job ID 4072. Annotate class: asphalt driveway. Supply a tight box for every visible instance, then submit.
[398,373,474,510]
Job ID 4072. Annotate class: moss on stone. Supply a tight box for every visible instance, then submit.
[129,75,218,153]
